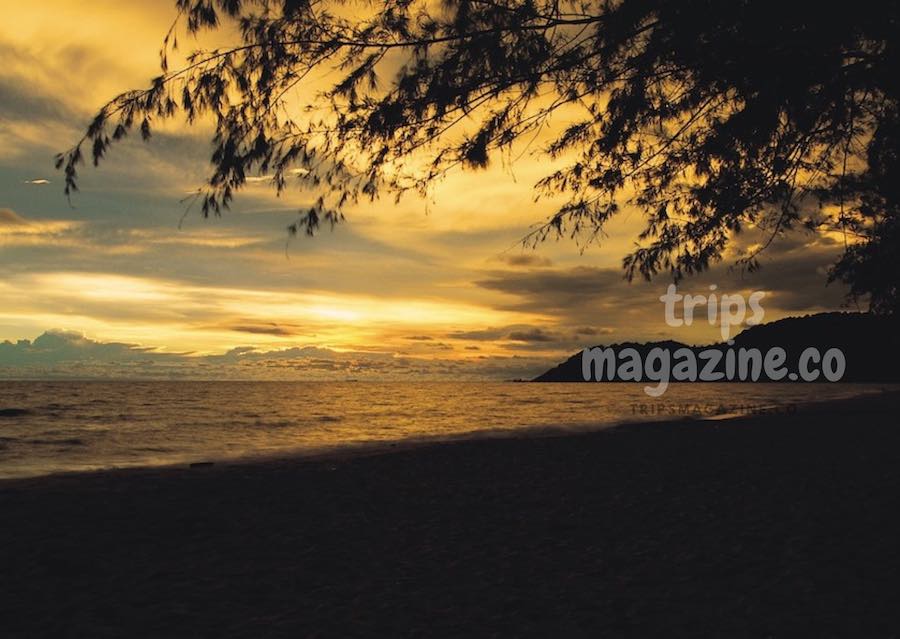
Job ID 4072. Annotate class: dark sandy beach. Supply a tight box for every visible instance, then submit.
[2,391,900,637]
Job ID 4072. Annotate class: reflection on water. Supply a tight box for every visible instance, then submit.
[0,381,891,479]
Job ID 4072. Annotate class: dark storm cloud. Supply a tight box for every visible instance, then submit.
[476,265,625,301]
[467,229,852,345]
[474,265,661,327]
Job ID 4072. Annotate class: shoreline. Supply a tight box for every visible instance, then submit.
[3,389,899,635]
[2,386,894,486]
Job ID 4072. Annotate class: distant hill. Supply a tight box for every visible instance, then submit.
[533,313,900,383]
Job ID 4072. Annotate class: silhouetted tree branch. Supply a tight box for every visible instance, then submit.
[59,0,900,314]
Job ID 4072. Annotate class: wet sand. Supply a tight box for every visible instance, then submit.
[2,391,899,637]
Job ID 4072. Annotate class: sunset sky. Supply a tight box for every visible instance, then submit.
[0,0,852,379]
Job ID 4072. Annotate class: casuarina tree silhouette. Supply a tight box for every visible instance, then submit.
[58,0,899,314]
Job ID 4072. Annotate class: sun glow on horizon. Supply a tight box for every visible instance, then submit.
[2,272,549,357]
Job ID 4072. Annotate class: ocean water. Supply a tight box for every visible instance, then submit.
[0,381,892,479]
